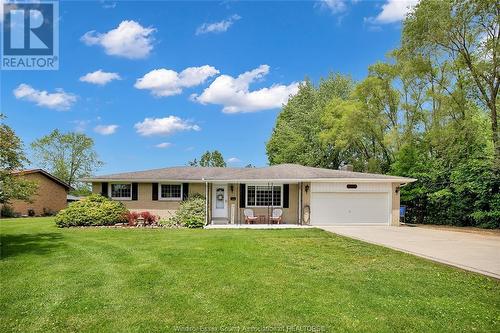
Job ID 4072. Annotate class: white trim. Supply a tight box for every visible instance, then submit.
[109,182,132,200]
[212,184,228,219]
[158,183,183,201]
[245,183,283,208]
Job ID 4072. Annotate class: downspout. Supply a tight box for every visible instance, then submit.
[204,179,209,226]
[298,182,302,225]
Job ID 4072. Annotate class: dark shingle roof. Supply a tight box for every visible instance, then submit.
[82,164,415,183]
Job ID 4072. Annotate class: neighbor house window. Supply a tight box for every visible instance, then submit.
[110,183,132,199]
[160,184,182,200]
[246,185,282,207]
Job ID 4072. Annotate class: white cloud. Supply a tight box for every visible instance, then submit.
[134,65,219,97]
[134,116,201,136]
[196,14,241,35]
[94,124,118,135]
[192,65,300,113]
[227,157,241,163]
[318,0,348,14]
[369,0,419,24]
[0,0,4,23]
[72,120,90,132]
[155,142,172,148]
[80,70,121,85]
[13,84,77,111]
[81,20,155,59]
[101,1,117,9]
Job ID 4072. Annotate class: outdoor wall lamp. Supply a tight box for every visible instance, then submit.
[230,185,234,192]
[305,185,310,193]
[395,186,400,193]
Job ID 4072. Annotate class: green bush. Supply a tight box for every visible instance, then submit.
[168,194,206,228]
[1,204,15,218]
[55,194,127,227]
[184,216,205,228]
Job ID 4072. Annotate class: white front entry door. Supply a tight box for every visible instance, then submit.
[212,184,228,218]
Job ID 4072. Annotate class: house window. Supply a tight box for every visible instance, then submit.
[160,184,182,200]
[110,183,131,199]
[246,185,282,207]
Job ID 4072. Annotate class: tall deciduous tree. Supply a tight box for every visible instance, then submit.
[189,150,226,167]
[0,115,37,205]
[266,74,355,168]
[30,130,103,190]
[403,0,500,169]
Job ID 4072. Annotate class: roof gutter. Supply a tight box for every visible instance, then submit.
[80,178,417,184]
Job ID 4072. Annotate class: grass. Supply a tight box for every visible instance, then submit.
[0,218,499,333]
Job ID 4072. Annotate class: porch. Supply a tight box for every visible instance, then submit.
[205,181,311,226]
[205,224,314,229]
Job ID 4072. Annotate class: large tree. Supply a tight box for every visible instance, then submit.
[403,0,500,169]
[188,150,226,167]
[0,115,37,205]
[266,73,355,168]
[30,130,103,190]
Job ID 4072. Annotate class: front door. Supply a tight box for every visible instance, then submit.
[212,184,228,218]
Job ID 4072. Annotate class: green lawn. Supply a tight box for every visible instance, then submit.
[1,218,499,333]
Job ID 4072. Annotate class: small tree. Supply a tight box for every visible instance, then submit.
[0,115,37,206]
[31,130,103,192]
[188,150,226,167]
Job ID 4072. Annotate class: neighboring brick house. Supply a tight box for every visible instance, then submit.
[8,169,72,216]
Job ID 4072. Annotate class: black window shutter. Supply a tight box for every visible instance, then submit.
[283,184,290,208]
[182,183,189,200]
[239,184,246,208]
[152,183,158,201]
[101,182,108,197]
[132,183,138,200]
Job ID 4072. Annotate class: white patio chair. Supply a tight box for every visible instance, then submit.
[269,209,283,224]
[244,209,259,224]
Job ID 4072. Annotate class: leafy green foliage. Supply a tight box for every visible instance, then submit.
[1,204,15,218]
[30,129,103,190]
[267,74,355,168]
[55,194,127,227]
[266,1,499,228]
[0,115,38,205]
[189,150,226,167]
[168,194,206,228]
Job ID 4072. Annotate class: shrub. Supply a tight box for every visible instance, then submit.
[42,208,56,216]
[125,211,140,226]
[125,211,159,226]
[471,210,500,229]
[55,194,127,227]
[1,205,15,218]
[184,216,205,228]
[139,211,158,225]
[168,194,206,228]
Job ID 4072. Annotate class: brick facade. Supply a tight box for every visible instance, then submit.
[8,171,69,216]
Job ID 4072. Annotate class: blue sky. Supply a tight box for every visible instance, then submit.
[1,0,417,174]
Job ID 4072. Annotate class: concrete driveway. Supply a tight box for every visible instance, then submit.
[319,225,500,279]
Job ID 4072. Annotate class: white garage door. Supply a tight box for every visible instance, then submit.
[311,192,389,225]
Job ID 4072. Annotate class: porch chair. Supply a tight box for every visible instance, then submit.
[269,209,283,224]
[244,209,259,224]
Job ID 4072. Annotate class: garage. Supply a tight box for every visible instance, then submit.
[310,182,391,225]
